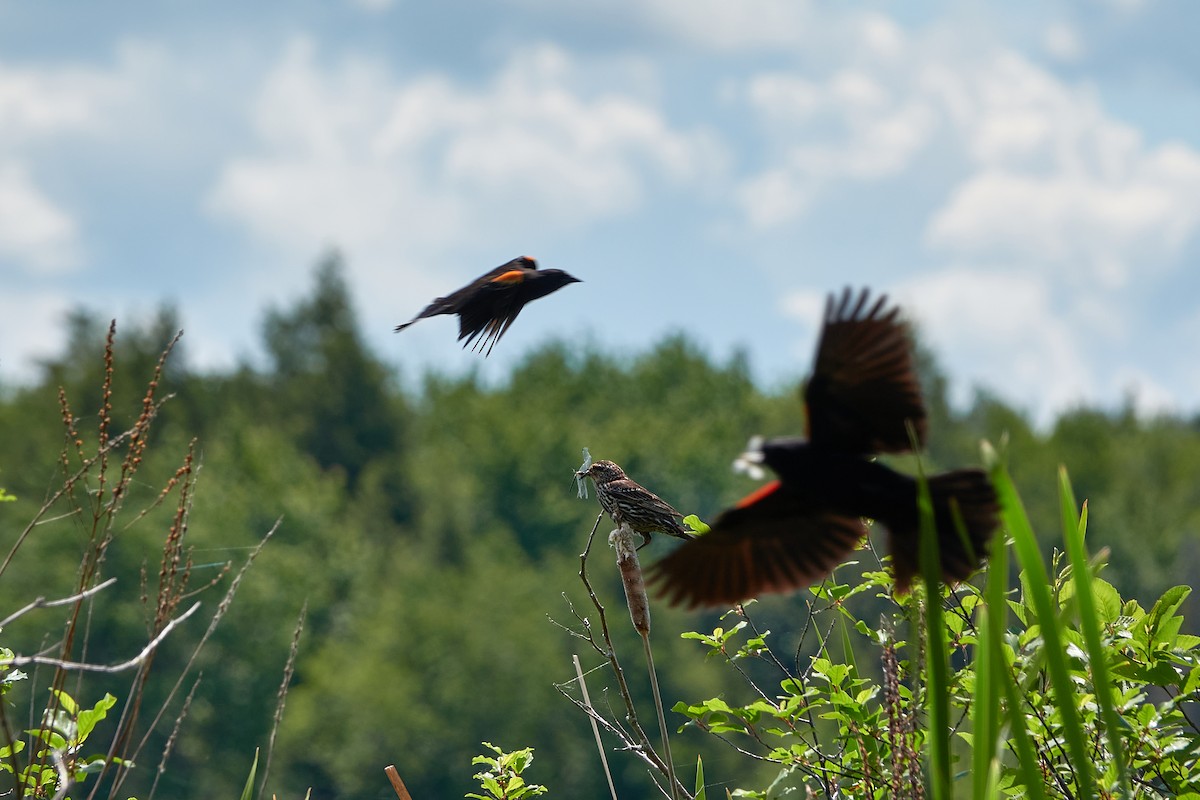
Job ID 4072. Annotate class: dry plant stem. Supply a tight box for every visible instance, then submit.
[384,764,414,800]
[0,695,22,795]
[103,517,282,800]
[5,602,201,671]
[0,424,142,581]
[611,525,678,800]
[259,601,307,800]
[147,675,201,800]
[573,654,618,800]
[0,578,118,629]
[573,517,688,799]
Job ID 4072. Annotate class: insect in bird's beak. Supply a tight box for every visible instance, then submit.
[574,447,594,498]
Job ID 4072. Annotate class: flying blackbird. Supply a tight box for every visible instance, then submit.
[649,287,1000,609]
[578,460,698,549]
[394,256,581,355]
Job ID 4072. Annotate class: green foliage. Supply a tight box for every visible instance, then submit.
[671,466,1200,798]
[466,742,548,800]
[0,688,124,799]
[3,255,1200,798]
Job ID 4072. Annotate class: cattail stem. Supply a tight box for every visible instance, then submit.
[641,636,677,800]
[611,524,678,800]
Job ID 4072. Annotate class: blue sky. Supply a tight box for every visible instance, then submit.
[3,0,1199,425]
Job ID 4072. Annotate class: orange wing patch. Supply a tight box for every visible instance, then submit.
[490,269,527,285]
[735,480,782,509]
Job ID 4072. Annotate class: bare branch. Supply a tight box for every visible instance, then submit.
[0,578,119,629]
[5,602,201,672]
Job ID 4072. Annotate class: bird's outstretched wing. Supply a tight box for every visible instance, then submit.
[649,481,867,609]
[804,288,926,454]
[457,270,532,355]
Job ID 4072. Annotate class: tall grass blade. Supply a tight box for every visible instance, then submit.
[1058,466,1131,799]
[914,458,951,800]
[239,748,259,800]
[991,461,1094,798]
[970,604,1000,799]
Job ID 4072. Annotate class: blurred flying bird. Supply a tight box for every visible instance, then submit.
[650,287,1000,608]
[394,256,581,355]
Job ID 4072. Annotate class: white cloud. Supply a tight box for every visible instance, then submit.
[0,290,72,383]
[735,66,935,228]
[895,268,1094,423]
[208,38,721,284]
[780,288,824,332]
[0,57,131,274]
[0,43,201,277]
[924,53,1200,287]
[1109,366,1179,418]
[1043,22,1084,62]
[0,62,109,142]
[735,26,1200,298]
[0,161,78,273]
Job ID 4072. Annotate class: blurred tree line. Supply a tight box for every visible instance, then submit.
[1,255,1198,799]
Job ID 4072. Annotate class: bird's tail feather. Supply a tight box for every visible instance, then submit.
[393,296,455,333]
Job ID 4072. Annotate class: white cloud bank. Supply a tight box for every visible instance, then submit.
[207,39,723,291]
[760,13,1200,422]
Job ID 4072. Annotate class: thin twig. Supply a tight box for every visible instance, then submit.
[6,602,201,672]
[105,517,282,800]
[573,654,618,800]
[148,674,202,800]
[0,578,118,629]
[259,601,307,799]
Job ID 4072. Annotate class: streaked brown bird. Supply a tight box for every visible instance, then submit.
[650,287,1000,609]
[394,256,581,356]
[577,460,698,549]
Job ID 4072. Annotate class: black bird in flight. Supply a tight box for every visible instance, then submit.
[577,460,698,549]
[394,256,581,355]
[650,287,1000,609]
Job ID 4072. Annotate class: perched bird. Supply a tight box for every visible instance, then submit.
[394,256,581,356]
[577,460,698,549]
[650,287,1000,609]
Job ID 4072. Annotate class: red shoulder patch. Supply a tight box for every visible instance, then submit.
[735,480,781,509]
[490,269,527,285]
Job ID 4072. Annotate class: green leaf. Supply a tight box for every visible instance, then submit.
[76,693,117,743]
[239,748,259,800]
[50,688,79,717]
